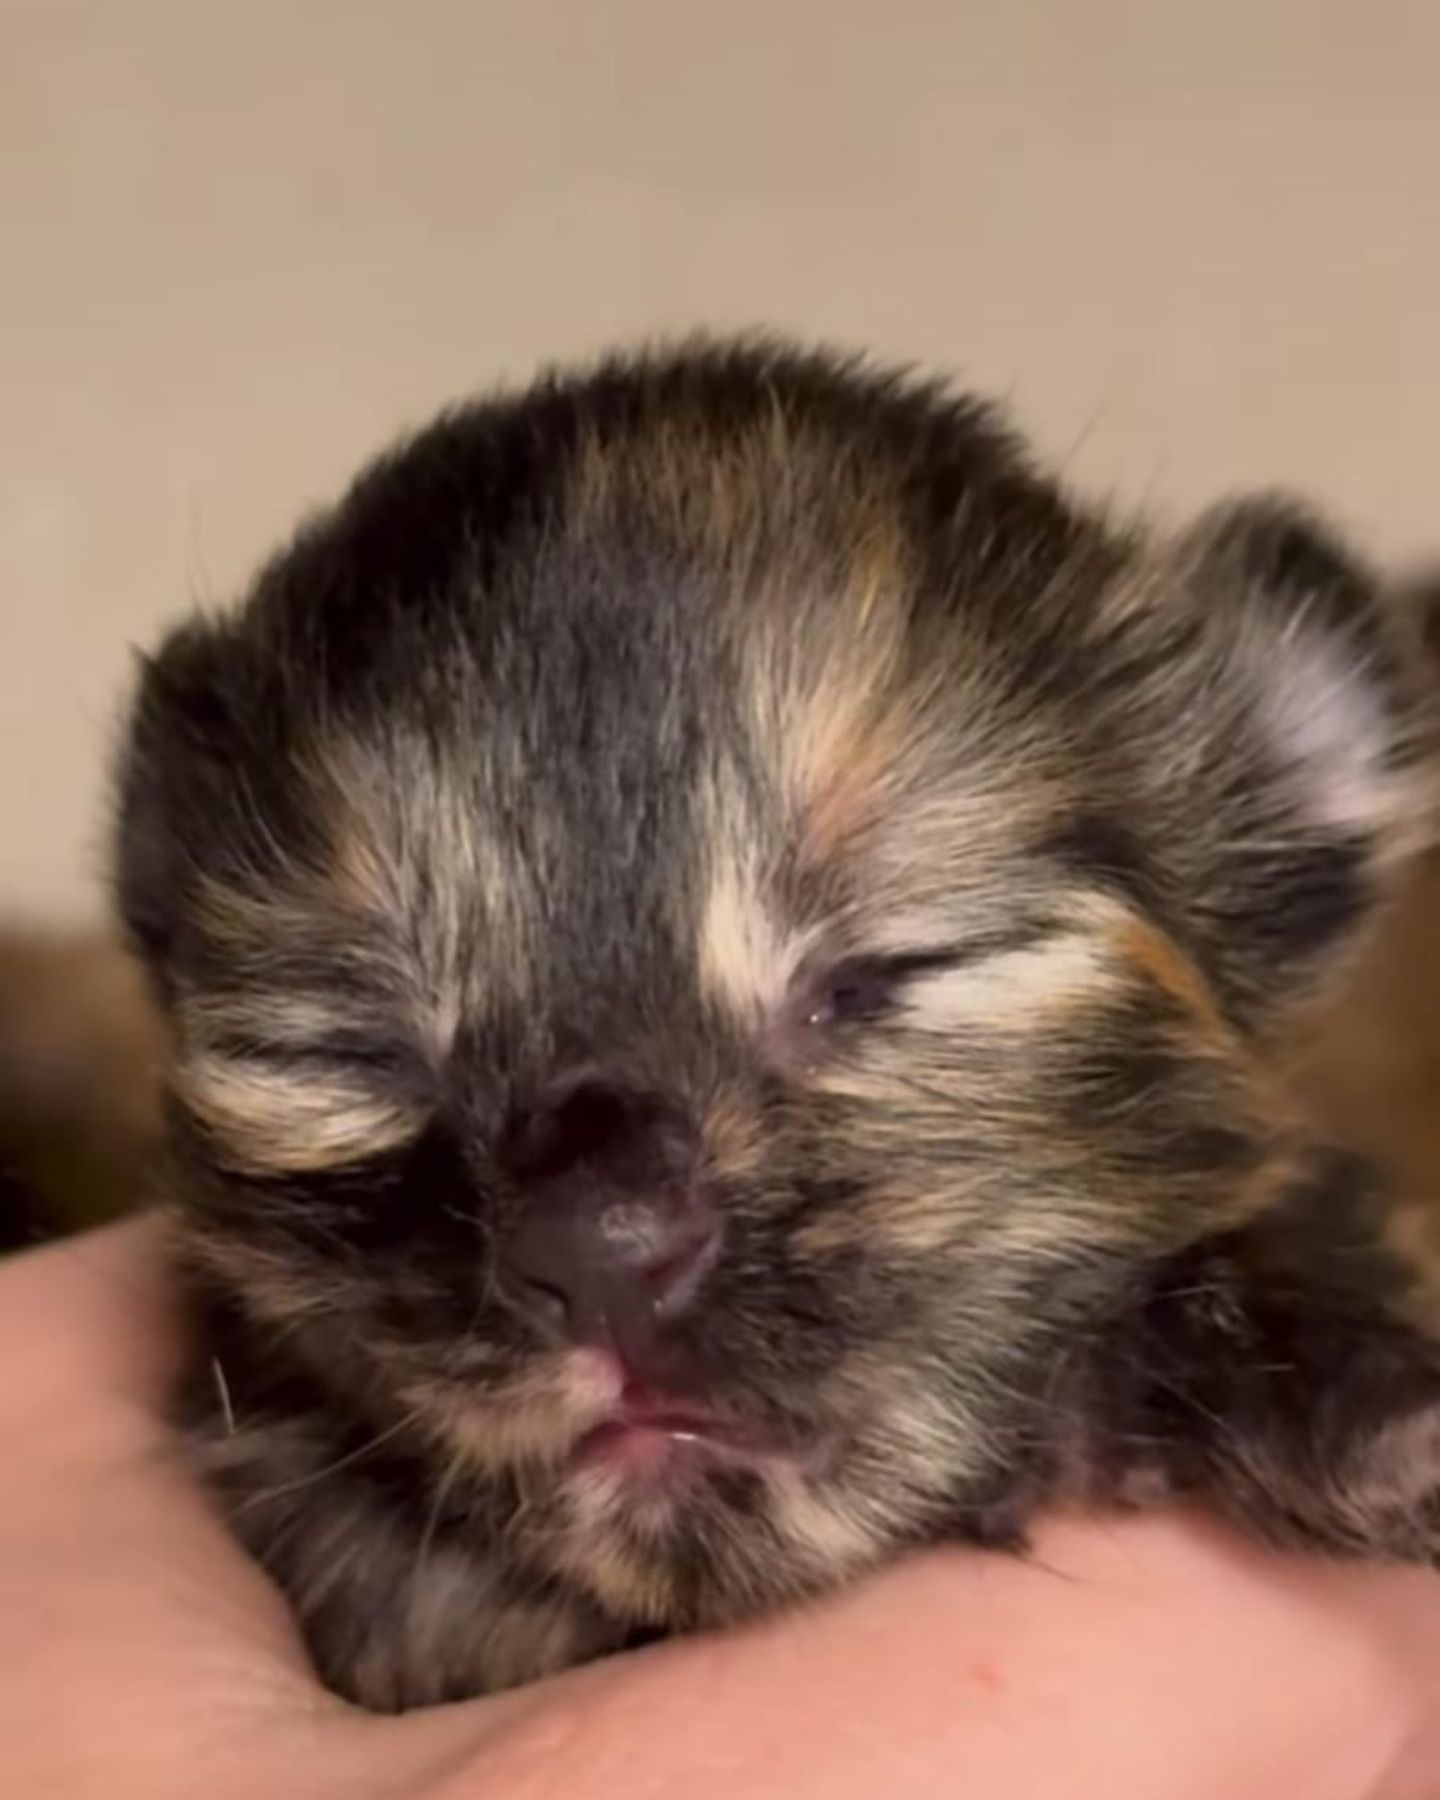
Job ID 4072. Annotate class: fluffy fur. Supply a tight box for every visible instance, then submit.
[113,337,1440,1709]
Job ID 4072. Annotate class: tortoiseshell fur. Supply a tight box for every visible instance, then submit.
[114,338,1440,1709]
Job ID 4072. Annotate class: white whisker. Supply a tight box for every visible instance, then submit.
[211,1355,237,1434]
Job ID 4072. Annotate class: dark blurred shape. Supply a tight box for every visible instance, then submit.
[0,933,163,1250]
[1290,847,1440,1201]
[1403,567,1440,665]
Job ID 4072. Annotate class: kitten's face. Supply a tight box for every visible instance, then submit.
[118,344,1424,1628]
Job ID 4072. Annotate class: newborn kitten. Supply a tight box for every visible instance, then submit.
[114,338,1440,1711]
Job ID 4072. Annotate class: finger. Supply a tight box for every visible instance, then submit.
[417,1512,1440,1800]
[0,1213,181,1422]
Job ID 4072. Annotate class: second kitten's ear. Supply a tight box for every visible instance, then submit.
[1140,498,1435,1024]
[1187,502,1406,827]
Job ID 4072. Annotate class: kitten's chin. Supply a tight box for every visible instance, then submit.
[550,1449,892,1632]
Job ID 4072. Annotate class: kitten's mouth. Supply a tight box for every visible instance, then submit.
[570,1382,790,1478]
[548,1353,834,1492]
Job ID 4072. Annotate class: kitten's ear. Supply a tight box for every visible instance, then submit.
[1146,499,1436,1023]
[112,619,241,986]
[1110,1155,1440,1563]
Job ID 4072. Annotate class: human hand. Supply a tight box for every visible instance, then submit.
[3,1220,1439,1800]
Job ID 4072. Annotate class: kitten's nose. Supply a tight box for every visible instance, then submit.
[498,1075,720,1359]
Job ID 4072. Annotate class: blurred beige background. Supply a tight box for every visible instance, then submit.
[3,0,1437,928]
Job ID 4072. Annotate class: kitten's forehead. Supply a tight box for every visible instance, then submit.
[300,458,1004,1039]
[302,596,925,1051]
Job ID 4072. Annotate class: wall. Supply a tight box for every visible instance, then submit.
[4,0,1436,922]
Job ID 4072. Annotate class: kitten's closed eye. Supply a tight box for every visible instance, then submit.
[798,924,1062,1038]
[172,1028,435,1176]
[803,951,963,1029]
[198,1037,424,1078]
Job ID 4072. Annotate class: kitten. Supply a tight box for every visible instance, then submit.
[113,337,1440,1710]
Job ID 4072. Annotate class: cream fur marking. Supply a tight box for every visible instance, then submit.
[907,931,1114,1028]
[176,1053,426,1173]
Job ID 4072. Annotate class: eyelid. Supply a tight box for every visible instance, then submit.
[188,1028,426,1083]
[828,948,964,985]
[796,927,1058,1036]
[308,1038,422,1077]
[848,922,1059,982]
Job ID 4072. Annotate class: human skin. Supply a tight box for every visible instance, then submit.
[3,1220,1440,1800]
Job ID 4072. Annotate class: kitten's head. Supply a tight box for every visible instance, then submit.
[115,340,1431,1627]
